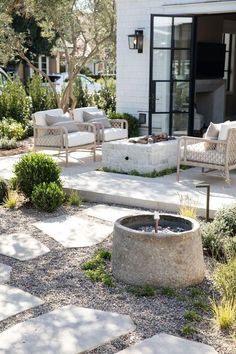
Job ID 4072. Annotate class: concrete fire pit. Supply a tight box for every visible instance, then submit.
[112,214,204,288]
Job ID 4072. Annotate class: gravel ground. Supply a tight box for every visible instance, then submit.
[0,202,235,354]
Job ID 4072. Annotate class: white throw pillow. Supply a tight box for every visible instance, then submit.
[218,121,236,140]
[205,122,221,140]
[83,111,111,128]
[46,114,71,126]
[52,121,79,133]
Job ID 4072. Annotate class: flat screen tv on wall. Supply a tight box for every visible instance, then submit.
[196,42,226,79]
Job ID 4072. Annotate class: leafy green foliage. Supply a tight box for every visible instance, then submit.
[0,118,25,140]
[32,182,64,212]
[0,177,8,203]
[189,287,204,299]
[192,299,210,312]
[81,249,114,287]
[201,219,236,262]
[182,324,195,336]
[213,258,236,301]
[161,287,177,297]
[127,285,156,297]
[3,190,18,209]
[28,74,57,113]
[184,310,200,322]
[212,299,236,330]
[0,137,17,150]
[214,204,236,236]
[14,153,62,198]
[74,77,92,108]
[0,78,31,124]
[109,112,139,138]
[97,166,181,178]
[67,191,82,207]
[93,77,116,114]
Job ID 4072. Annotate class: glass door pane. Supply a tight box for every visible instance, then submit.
[150,15,194,136]
[153,17,172,48]
[155,82,170,112]
[174,18,192,48]
[153,50,171,80]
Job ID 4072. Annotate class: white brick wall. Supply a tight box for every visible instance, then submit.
[116,0,236,122]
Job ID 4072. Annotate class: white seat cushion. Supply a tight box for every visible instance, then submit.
[34,109,64,126]
[65,131,95,147]
[72,107,99,122]
[103,128,127,142]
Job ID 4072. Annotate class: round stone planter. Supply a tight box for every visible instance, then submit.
[112,214,205,288]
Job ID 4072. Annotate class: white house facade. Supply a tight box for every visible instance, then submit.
[116,0,236,136]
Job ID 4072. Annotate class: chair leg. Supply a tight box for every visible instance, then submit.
[176,153,180,182]
[65,149,68,166]
[225,168,230,185]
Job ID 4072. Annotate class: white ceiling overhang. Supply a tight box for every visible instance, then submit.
[163,0,236,15]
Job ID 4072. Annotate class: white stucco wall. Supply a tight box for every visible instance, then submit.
[116,0,236,123]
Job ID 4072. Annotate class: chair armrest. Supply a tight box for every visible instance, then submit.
[34,125,67,135]
[178,136,227,148]
[74,122,96,135]
[109,119,128,130]
[34,125,67,148]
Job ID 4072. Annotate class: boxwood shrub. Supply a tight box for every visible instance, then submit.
[32,182,64,212]
[14,152,62,199]
[0,177,8,203]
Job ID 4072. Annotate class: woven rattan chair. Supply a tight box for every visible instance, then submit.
[177,128,236,184]
[33,109,97,165]
[71,107,128,143]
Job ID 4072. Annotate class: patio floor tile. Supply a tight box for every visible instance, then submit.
[0,284,44,321]
[0,233,50,261]
[0,305,135,354]
[83,204,151,223]
[34,215,113,248]
[116,333,218,354]
[0,263,12,284]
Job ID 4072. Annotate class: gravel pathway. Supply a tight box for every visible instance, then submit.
[0,203,235,354]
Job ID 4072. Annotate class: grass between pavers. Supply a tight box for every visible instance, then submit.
[81,249,115,287]
[97,165,190,178]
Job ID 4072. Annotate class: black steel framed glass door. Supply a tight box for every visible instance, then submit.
[149,15,196,136]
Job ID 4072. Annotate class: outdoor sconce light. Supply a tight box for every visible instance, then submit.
[128,30,143,53]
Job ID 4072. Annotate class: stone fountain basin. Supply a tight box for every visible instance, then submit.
[112,214,205,288]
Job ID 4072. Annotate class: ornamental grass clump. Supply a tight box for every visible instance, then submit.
[14,152,62,199]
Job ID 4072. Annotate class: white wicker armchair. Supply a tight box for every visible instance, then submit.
[33,109,97,165]
[71,107,128,143]
[177,128,236,184]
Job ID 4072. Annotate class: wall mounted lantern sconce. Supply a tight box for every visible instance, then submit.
[128,30,143,53]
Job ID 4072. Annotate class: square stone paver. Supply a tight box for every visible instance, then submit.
[0,285,44,321]
[0,233,50,261]
[116,333,219,354]
[34,215,113,248]
[0,305,135,354]
[0,263,12,284]
[83,204,151,223]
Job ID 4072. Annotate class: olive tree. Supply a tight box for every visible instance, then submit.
[0,0,116,110]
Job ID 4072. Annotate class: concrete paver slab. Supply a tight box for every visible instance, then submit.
[34,215,113,248]
[116,333,218,354]
[0,285,44,321]
[0,233,50,261]
[63,169,236,218]
[83,204,152,223]
[0,305,135,354]
[0,263,12,284]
